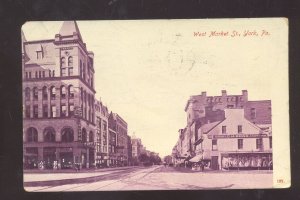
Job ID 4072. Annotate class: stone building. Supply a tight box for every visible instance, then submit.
[23,21,97,169]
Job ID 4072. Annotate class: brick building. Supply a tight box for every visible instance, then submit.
[172,90,272,169]
[22,21,97,169]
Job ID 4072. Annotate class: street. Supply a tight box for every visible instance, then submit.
[24,165,273,191]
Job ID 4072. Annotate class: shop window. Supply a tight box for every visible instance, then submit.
[33,105,38,118]
[25,87,30,101]
[68,85,74,98]
[61,86,66,99]
[269,136,272,149]
[42,86,48,100]
[43,105,48,118]
[51,105,56,118]
[61,105,67,117]
[212,139,217,151]
[222,126,226,134]
[251,108,256,119]
[33,87,38,100]
[69,104,74,116]
[44,127,55,142]
[238,125,242,134]
[50,86,56,100]
[25,105,30,118]
[256,138,263,149]
[61,128,74,142]
[27,127,38,142]
[238,139,243,149]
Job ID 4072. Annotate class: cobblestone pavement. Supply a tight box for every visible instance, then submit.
[24,165,273,191]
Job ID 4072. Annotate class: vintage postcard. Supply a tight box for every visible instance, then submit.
[22,18,289,191]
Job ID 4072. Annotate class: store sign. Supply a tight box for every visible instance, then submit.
[208,134,268,139]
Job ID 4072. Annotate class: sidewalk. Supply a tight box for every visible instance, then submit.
[171,166,273,174]
[24,166,143,187]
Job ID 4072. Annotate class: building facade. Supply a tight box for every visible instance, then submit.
[172,90,272,170]
[23,21,97,169]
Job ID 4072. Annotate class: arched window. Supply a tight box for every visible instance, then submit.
[33,87,38,100]
[89,131,94,142]
[61,86,66,99]
[61,57,66,68]
[61,128,74,142]
[25,87,30,101]
[44,127,55,142]
[27,127,38,142]
[50,86,56,99]
[68,85,74,98]
[42,86,47,100]
[82,128,87,142]
[68,56,73,67]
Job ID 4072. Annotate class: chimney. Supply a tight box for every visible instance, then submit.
[242,90,248,102]
[221,90,227,96]
[201,91,207,97]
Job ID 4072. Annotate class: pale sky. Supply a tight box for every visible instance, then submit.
[22,19,288,158]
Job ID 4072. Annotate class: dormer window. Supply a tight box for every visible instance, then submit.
[36,51,43,59]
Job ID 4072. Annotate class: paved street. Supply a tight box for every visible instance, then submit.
[24,166,273,191]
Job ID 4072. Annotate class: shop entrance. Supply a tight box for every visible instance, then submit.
[211,156,219,170]
[60,152,73,169]
[43,147,56,169]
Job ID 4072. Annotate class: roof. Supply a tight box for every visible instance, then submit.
[200,120,223,134]
[59,21,83,41]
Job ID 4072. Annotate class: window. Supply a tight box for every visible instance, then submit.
[69,104,74,116]
[42,71,45,78]
[222,126,226,134]
[36,51,43,59]
[212,139,217,151]
[256,138,263,149]
[25,87,30,101]
[43,105,48,118]
[33,87,38,100]
[44,127,55,142]
[82,128,87,142]
[27,127,38,142]
[80,60,82,78]
[35,71,38,78]
[89,131,94,142]
[68,85,74,98]
[61,57,66,68]
[269,136,272,149]
[251,108,256,119]
[61,86,66,99]
[39,71,41,78]
[238,139,243,149]
[238,125,242,133]
[42,86,47,100]
[68,67,73,76]
[61,105,67,117]
[51,105,56,118]
[33,105,38,118]
[25,105,30,118]
[61,68,67,77]
[68,56,73,67]
[52,70,55,77]
[83,63,86,80]
[29,72,31,78]
[50,86,56,99]
[49,70,51,77]
[25,72,28,79]
[61,128,74,142]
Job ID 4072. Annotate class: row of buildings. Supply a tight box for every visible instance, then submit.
[22,21,155,169]
[171,90,273,170]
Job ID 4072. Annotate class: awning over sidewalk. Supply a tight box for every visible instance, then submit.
[189,154,203,163]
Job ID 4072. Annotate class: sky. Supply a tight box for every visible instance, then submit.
[22,19,288,158]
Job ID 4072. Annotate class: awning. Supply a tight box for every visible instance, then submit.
[189,154,203,163]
